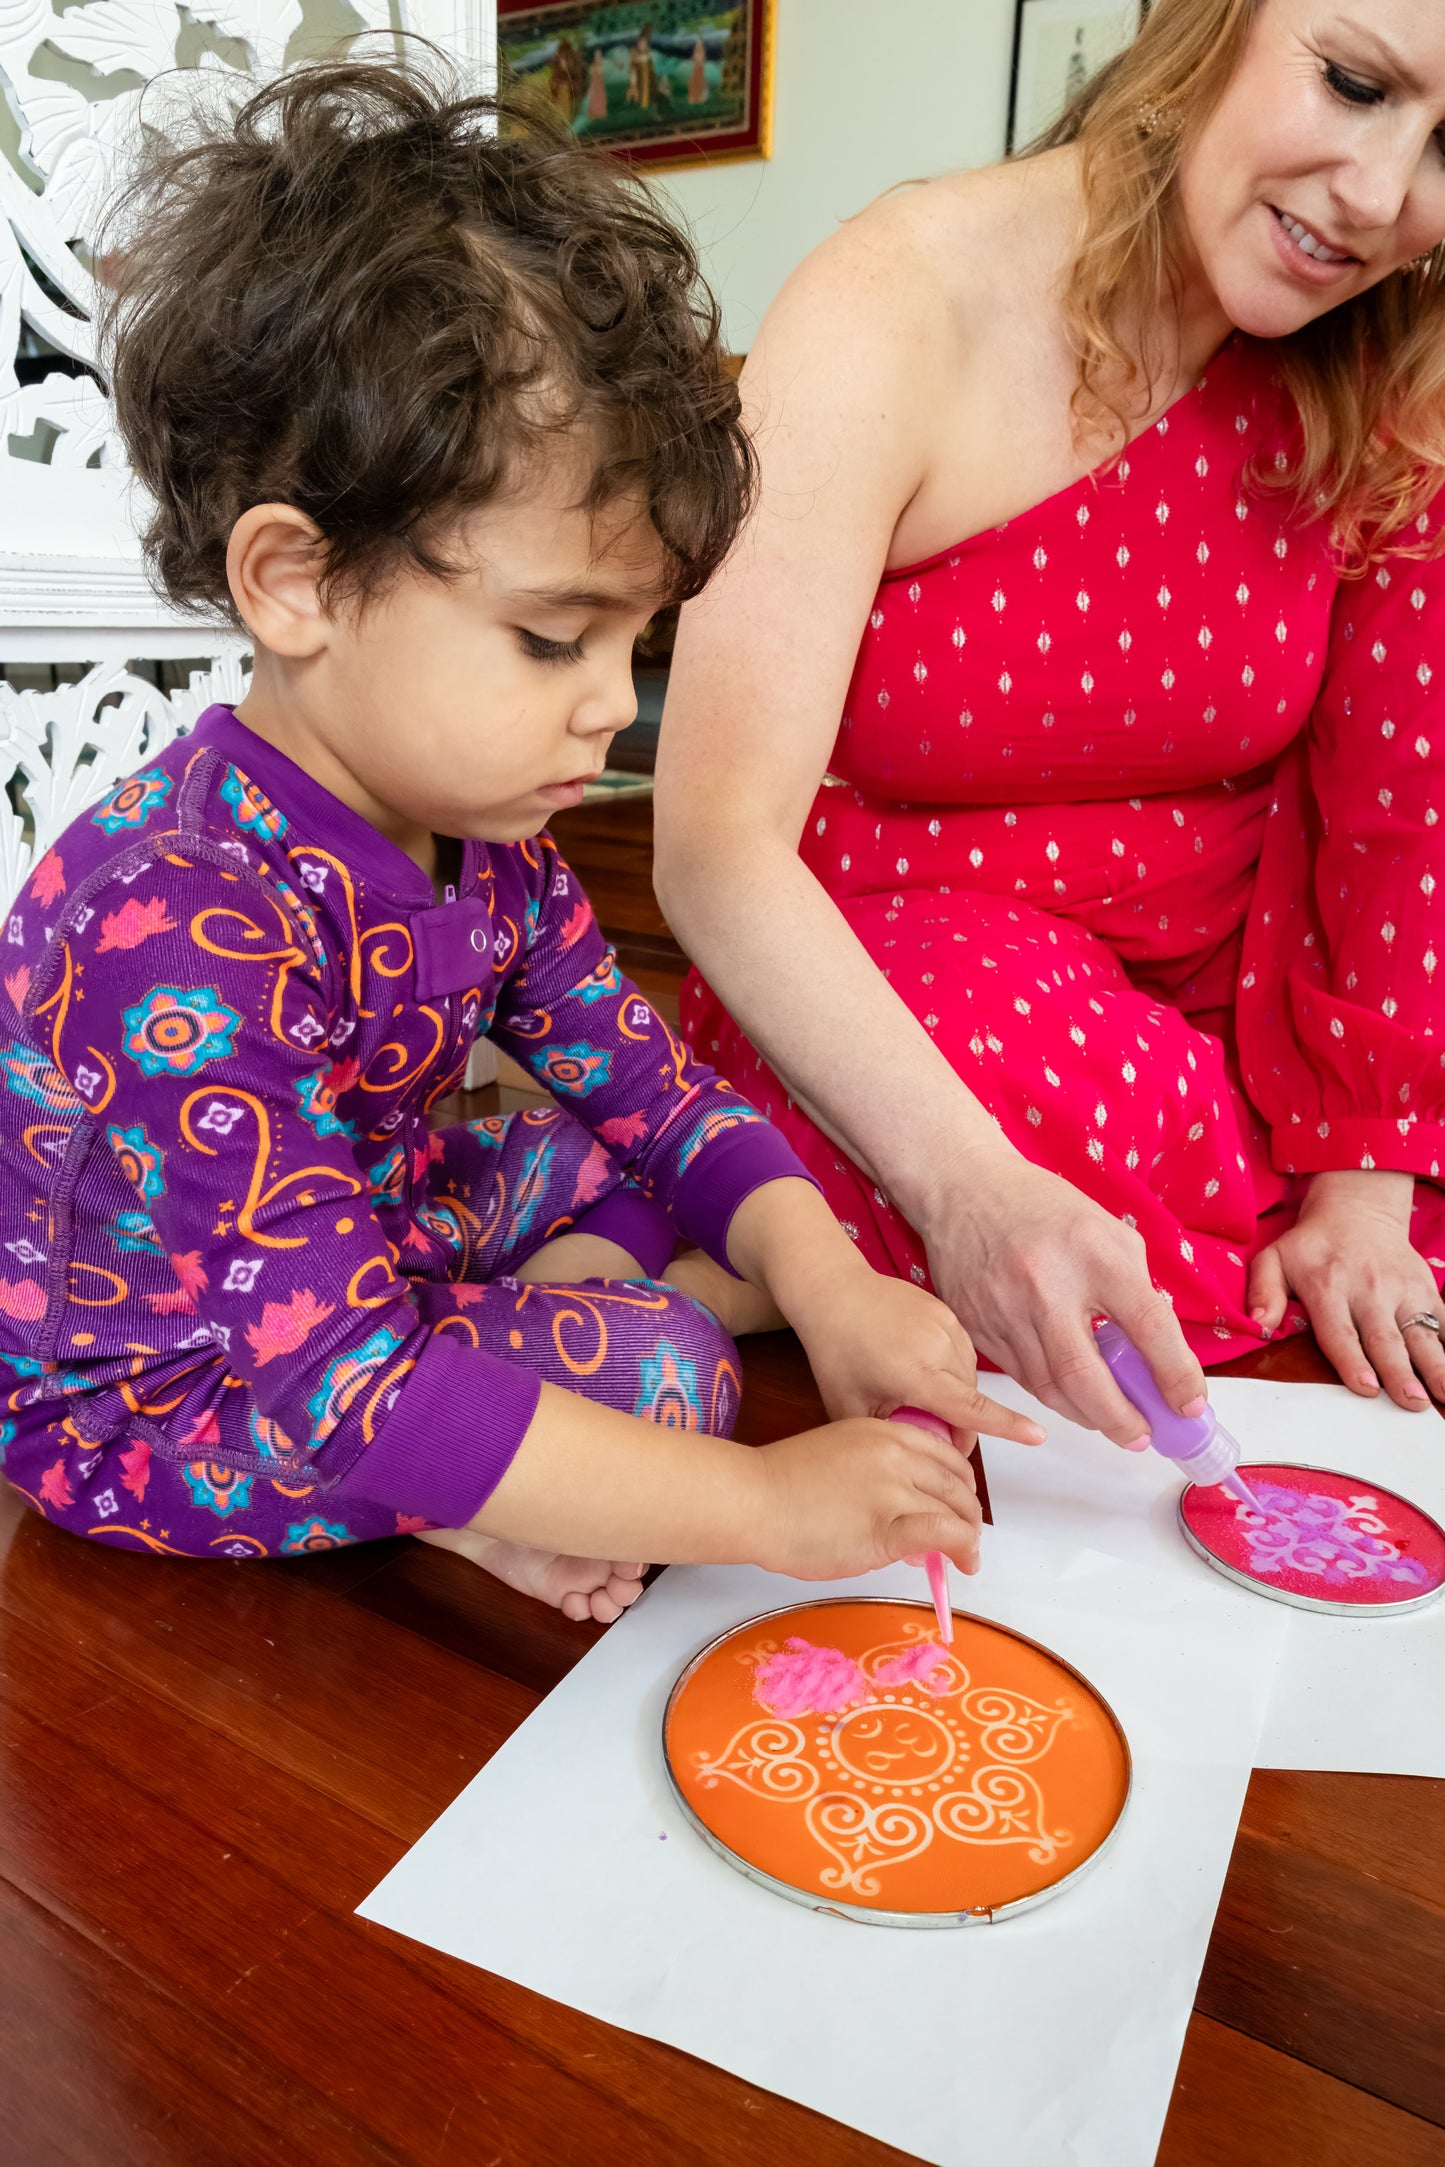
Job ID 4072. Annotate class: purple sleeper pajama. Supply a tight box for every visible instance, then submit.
[0,705,809,1559]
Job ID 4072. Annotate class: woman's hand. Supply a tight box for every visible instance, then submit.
[1248,1170,1445,1409]
[787,1262,1048,1453]
[923,1154,1207,1447]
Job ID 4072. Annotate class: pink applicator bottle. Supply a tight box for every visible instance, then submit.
[889,1407,958,1643]
[1093,1320,1261,1510]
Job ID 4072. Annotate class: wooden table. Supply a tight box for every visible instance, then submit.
[1,1324,1441,2165]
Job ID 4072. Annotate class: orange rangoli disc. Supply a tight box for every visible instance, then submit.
[664,1599,1131,1926]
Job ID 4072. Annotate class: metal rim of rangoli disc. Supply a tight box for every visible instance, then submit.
[661,1597,1133,1930]
[1177,1462,1445,1617]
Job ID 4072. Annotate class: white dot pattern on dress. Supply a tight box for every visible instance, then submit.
[683,338,1445,1362]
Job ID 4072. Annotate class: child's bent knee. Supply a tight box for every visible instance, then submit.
[634,1292,741,1439]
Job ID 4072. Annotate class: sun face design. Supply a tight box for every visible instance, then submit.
[666,1601,1129,1916]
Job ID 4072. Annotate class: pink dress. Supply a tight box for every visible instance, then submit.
[685,337,1445,1361]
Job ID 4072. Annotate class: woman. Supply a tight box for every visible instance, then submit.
[656,0,1445,1447]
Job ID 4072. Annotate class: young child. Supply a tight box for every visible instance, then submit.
[0,58,1041,1618]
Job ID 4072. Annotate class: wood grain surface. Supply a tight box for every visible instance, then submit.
[2,796,1440,2164]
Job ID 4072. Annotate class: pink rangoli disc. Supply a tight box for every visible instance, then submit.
[1179,1463,1445,1613]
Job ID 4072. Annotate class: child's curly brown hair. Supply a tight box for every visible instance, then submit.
[100,49,754,626]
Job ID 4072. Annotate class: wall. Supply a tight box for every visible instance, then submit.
[658,0,1019,355]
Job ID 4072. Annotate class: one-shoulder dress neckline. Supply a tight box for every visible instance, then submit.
[883,333,1246,584]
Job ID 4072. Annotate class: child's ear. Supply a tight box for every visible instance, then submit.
[226,505,330,657]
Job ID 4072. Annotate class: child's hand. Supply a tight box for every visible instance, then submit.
[788,1265,1047,1454]
[753,1413,984,1579]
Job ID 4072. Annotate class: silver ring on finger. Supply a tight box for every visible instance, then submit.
[1400,1311,1442,1336]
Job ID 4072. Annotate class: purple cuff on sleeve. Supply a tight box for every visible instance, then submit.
[572,1184,677,1277]
[669,1121,820,1275]
[352,1331,541,1528]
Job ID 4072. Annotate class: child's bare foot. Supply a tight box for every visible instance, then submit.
[663,1248,785,1335]
[416,1526,647,1623]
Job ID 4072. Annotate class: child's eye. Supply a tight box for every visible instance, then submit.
[1322,61,1385,110]
[518,629,586,666]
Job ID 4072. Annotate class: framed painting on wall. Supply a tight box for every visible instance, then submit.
[498,2,775,169]
[1008,0,1149,154]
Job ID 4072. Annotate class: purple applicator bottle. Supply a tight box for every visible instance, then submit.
[1093,1320,1262,1511]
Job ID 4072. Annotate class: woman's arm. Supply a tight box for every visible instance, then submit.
[1240,523,1445,1409]
[656,205,1203,1445]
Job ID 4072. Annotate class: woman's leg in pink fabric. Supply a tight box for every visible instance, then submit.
[689,891,1315,1363]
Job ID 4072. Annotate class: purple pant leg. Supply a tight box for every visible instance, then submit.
[0,1108,735,1555]
[428,1105,674,1278]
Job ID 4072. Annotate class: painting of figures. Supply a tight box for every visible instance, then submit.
[498,2,774,168]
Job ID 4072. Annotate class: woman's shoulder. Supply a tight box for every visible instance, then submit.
[759,152,1077,378]
[831,153,1070,297]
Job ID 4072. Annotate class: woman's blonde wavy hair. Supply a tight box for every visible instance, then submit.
[1027,0,1445,561]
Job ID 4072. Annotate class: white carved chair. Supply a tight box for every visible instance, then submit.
[0,0,498,1078]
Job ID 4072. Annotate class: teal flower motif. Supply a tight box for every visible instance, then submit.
[91,768,173,835]
[0,1418,12,1465]
[575,953,624,1005]
[121,985,241,1078]
[366,1141,407,1207]
[635,1339,704,1432]
[305,1325,404,1444]
[676,1103,765,1174]
[182,1461,255,1517]
[107,1122,166,1202]
[220,765,288,841]
[418,1200,465,1254]
[1,1042,82,1111]
[112,1208,163,1254]
[247,1409,297,1460]
[506,1139,555,1247]
[281,1516,352,1554]
[294,1068,356,1139]
[538,1042,613,1096]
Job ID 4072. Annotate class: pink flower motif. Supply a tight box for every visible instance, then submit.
[244,1288,336,1368]
[120,1439,151,1502]
[571,1139,612,1206]
[95,895,177,953]
[0,1276,46,1321]
[4,965,30,1014]
[146,1288,197,1316]
[28,852,65,908]
[560,899,595,948]
[39,1456,73,1511]
[598,1110,648,1147]
[182,1409,221,1448]
[170,1252,208,1303]
[395,1514,428,1535]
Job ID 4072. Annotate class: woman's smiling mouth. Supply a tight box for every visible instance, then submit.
[1268,203,1360,279]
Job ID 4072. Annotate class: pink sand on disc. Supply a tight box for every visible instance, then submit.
[751,1638,871,1718]
[872,1643,952,1694]
[751,1636,954,1718]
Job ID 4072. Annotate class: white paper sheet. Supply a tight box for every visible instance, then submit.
[361,1529,1283,2167]
[980,1374,1445,1775]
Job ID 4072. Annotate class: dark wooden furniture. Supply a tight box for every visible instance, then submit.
[2,797,1441,2165]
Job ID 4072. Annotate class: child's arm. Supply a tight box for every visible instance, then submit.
[468,1378,994,1579]
[492,848,825,1268]
[722,1176,1048,1448]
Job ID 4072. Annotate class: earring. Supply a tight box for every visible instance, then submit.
[1136,98,1178,139]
